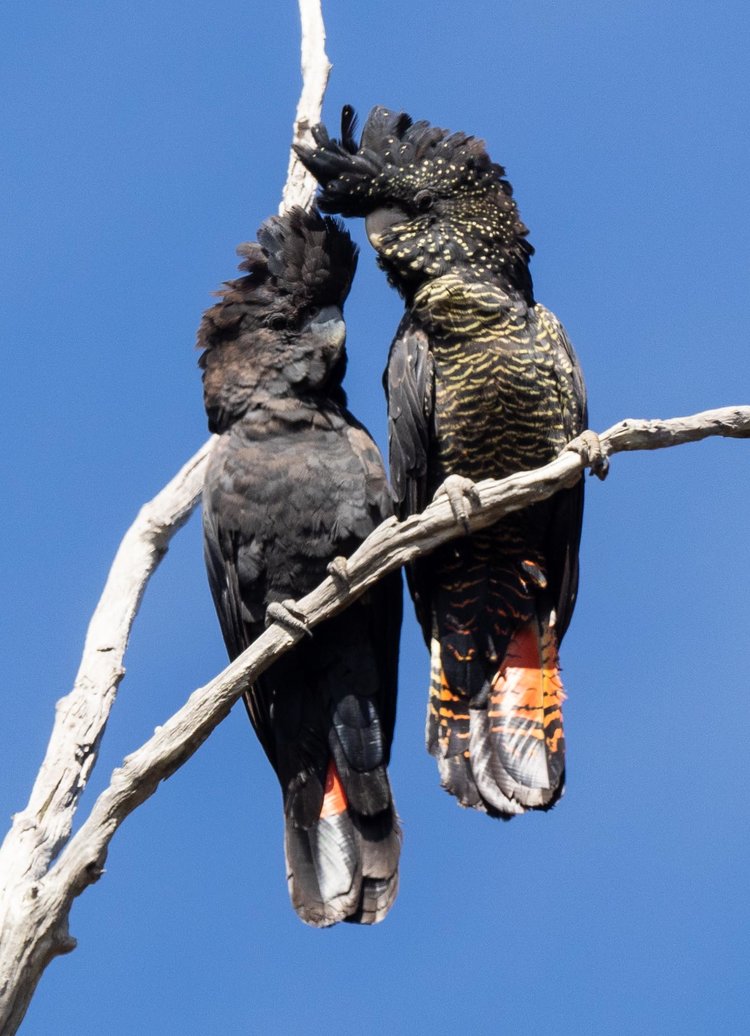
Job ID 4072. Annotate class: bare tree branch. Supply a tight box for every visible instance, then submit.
[0,6,746,1029]
[279,0,332,215]
[0,441,216,1032]
[0,0,331,1030]
[1,403,748,1031]
[0,443,213,887]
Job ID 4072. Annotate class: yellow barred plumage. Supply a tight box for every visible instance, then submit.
[416,289,580,814]
[295,104,586,818]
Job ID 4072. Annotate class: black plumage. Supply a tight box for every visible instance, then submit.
[199,206,402,924]
[297,108,587,818]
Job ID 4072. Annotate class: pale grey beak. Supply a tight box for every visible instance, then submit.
[365,205,408,248]
[309,305,346,350]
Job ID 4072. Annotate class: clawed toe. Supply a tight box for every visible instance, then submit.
[565,430,609,480]
[265,599,312,637]
[434,474,481,532]
[327,556,350,588]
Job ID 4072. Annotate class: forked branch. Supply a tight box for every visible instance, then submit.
[0,0,331,1031]
[1,403,748,1032]
[0,3,748,1030]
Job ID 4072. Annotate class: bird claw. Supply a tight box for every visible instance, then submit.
[434,474,481,532]
[565,430,610,480]
[327,556,350,589]
[265,599,312,638]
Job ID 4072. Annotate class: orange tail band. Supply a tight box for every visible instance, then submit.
[319,759,348,819]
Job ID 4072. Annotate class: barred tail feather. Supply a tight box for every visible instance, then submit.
[426,637,478,808]
[471,618,566,812]
[427,620,566,817]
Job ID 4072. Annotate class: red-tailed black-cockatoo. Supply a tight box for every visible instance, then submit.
[297,108,600,818]
[200,206,402,924]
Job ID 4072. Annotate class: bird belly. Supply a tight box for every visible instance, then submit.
[430,335,567,489]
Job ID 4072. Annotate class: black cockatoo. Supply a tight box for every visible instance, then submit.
[199,206,402,925]
[297,108,593,818]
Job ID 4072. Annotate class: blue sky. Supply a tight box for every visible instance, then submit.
[2,2,749,1033]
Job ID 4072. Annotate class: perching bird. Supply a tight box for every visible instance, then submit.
[297,107,595,818]
[199,206,402,925]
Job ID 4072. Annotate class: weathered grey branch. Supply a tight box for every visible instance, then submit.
[0,1,332,1030]
[279,0,332,214]
[1,404,748,1033]
[0,441,215,1030]
[597,407,750,453]
[0,442,213,889]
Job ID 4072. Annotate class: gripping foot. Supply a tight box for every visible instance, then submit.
[266,599,312,638]
[327,556,350,589]
[565,430,609,480]
[434,474,481,533]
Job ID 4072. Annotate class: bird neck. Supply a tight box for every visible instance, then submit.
[231,393,348,436]
[411,271,530,341]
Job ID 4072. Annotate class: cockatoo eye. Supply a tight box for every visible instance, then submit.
[414,189,435,212]
[268,313,287,331]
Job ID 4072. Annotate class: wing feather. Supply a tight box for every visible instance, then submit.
[537,304,588,640]
[384,316,434,518]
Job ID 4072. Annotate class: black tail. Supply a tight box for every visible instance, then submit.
[284,760,400,927]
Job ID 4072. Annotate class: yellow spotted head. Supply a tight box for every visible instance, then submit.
[296,105,534,303]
